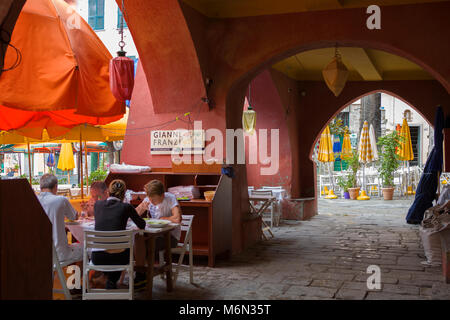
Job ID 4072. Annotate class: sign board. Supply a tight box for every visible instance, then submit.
[151,130,205,155]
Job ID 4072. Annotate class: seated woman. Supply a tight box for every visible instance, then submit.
[92,179,146,289]
[136,179,182,253]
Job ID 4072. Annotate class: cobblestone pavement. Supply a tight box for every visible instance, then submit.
[142,198,450,300]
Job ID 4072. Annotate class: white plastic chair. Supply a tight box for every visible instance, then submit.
[250,189,276,229]
[319,175,333,198]
[82,230,135,300]
[159,215,194,286]
[261,186,284,225]
[52,242,74,300]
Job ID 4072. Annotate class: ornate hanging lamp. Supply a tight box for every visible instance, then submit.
[109,0,135,101]
[242,84,256,135]
[322,47,349,97]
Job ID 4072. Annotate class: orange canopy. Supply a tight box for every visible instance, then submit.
[0,0,124,118]
[0,104,122,139]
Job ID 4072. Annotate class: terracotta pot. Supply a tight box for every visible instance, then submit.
[382,187,395,200]
[348,187,360,200]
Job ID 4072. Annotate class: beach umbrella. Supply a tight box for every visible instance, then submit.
[318,126,337,198]
[0,0,123,117]
[397,118,414,161]
[369,124,379,161]
[341,132,353,161]
[406,106,444,224]
[57,143,75,185]
[46,153,55,168]
[0,0,125,139]
[397,118,414,195]
[358,121,374,200]
[395,123,401,153]
[318,126,334,163]
[332,135,343,170]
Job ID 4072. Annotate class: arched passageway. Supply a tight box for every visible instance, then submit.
[121,1,450,253]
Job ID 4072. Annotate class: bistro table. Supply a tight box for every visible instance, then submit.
[248,195,276,240]
[248,188,286,201]
[66,219,178,299]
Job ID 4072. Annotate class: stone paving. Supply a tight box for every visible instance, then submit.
[143,198,450,300]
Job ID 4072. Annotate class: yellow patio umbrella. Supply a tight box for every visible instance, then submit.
[397,118,414,195]
[341,132,353,161]
[57,143,75,185]
[1,110,128,196]
[318,126,334,162]
[56,108,128,142]
[397,118,414,161]
[357,121,374,200]
[318,126,337,198]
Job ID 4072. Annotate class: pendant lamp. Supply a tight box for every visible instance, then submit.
[109,1,135,101]
[242,84,256,135]
[322,47,349,97]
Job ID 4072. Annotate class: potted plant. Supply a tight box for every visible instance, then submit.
[377,131,402,200]
[346,149,360,200]
[337,175,352,199]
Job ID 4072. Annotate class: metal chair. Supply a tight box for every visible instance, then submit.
[82,230,135,300]
[52,242,74,300]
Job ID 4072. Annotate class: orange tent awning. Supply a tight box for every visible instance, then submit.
[0,0,124,117]
[0,104,123,139]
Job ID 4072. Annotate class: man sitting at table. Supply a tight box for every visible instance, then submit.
[37,173,82,264]
[83,181,109,217]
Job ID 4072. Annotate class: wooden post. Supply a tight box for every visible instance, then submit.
[27,141,32,185]
[79,133,84,199]
[84,140,89,192]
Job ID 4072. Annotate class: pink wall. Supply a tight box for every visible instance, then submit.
[245,70,292,195]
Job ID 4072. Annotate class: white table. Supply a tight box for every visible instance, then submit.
[248,188,286,201]
[66,219,179,245]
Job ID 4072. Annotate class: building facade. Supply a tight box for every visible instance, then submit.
[336,92,431,167]
[74,0,138,59]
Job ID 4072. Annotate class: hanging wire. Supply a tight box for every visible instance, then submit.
[47,98,206,136]
[117,0,126,53]
[0,28,22,72]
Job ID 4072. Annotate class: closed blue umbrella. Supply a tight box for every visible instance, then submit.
[333,135,342,159]
[46,153,55,167]
[406,106,444,224]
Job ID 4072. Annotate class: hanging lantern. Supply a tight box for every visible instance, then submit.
[242,84,256,134]
[243,105,256,135]
[322,47,349,97]
[110,54,135,101]
[109,1,134,101]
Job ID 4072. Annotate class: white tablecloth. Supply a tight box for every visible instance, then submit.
[69,187,89,197]
[66,219,178,245]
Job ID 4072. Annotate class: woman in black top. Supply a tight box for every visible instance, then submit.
[92,179,145,289]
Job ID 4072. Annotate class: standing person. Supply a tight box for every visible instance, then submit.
[92,179,146,289]
[37,173,82,263]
